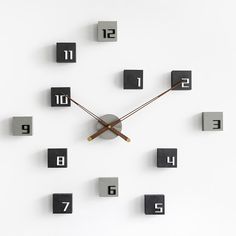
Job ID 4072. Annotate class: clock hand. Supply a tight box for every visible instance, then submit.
[88,81,182,141]
[62,94,131,142]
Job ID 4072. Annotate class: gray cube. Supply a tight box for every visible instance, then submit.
[12,116,33,136]
[97,21,117,42]
[98,177,119,197]
[202,112,223,131]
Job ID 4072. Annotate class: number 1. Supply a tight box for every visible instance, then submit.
[137,77,141,87]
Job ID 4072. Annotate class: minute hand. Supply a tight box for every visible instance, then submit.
[88,81,182,141]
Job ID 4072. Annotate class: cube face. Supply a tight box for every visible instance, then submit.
[202,112,223,131]
[98,177,119,197]
[157,148,177,168]
[12,117,33,136]
[53,193,72,214]
[97,21,117,42]
[56,42,76,63]
[145,195,165,215]
[171,70,192,90]
[48,149,67,168]
[123,70,143,89]
[51,87,71,107]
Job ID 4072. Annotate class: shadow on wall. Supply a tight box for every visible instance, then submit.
[38,195,52,216]
[128,196,144,217]
[113,70,123,89]
[0,117,12,137]
[191,113,202,131]
[34,44,56,65]
[37,88,51,108]
[31,149,47,169]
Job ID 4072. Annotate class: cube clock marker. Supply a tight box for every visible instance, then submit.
[51,87,71,107]
[202,112,223,131]
[99,177,119,197]
[157,148,177,168]
[171,70,192,90]
[145,194,165,215]
[12,116,33,136]
[97,21,117,42]
[53,193,73,214]
[48,149,68,168]
[56,42,76,63]
[123,70,143,89]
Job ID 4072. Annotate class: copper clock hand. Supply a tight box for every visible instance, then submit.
[63,94,131,142]
[88,81,182,141]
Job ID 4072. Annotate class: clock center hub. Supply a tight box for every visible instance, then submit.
[96,114,122,140]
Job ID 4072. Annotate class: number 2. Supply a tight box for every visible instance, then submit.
[62,202,70,212]
[181,78,190,88]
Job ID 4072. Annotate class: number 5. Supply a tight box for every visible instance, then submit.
[62,202,70,212]
[154,203,163,213]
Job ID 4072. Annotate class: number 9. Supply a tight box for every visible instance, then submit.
[21,125,30,134]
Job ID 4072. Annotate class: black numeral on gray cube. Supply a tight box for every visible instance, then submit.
[12,116,33,136]
[97,21,117,42]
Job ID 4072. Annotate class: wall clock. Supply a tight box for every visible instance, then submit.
[1,1,233,236]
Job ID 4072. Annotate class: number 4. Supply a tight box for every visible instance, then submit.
[167,156,176,166]
[137,77,141,87]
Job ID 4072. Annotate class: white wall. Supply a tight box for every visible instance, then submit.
[0,0,236,235]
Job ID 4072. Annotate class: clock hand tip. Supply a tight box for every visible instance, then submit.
[87,137,93,141]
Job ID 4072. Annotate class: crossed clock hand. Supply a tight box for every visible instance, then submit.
[64,81,181,142]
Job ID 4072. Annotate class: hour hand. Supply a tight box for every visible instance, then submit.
[63,94,131,142]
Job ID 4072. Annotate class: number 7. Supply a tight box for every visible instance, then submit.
[62,202,70,212]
